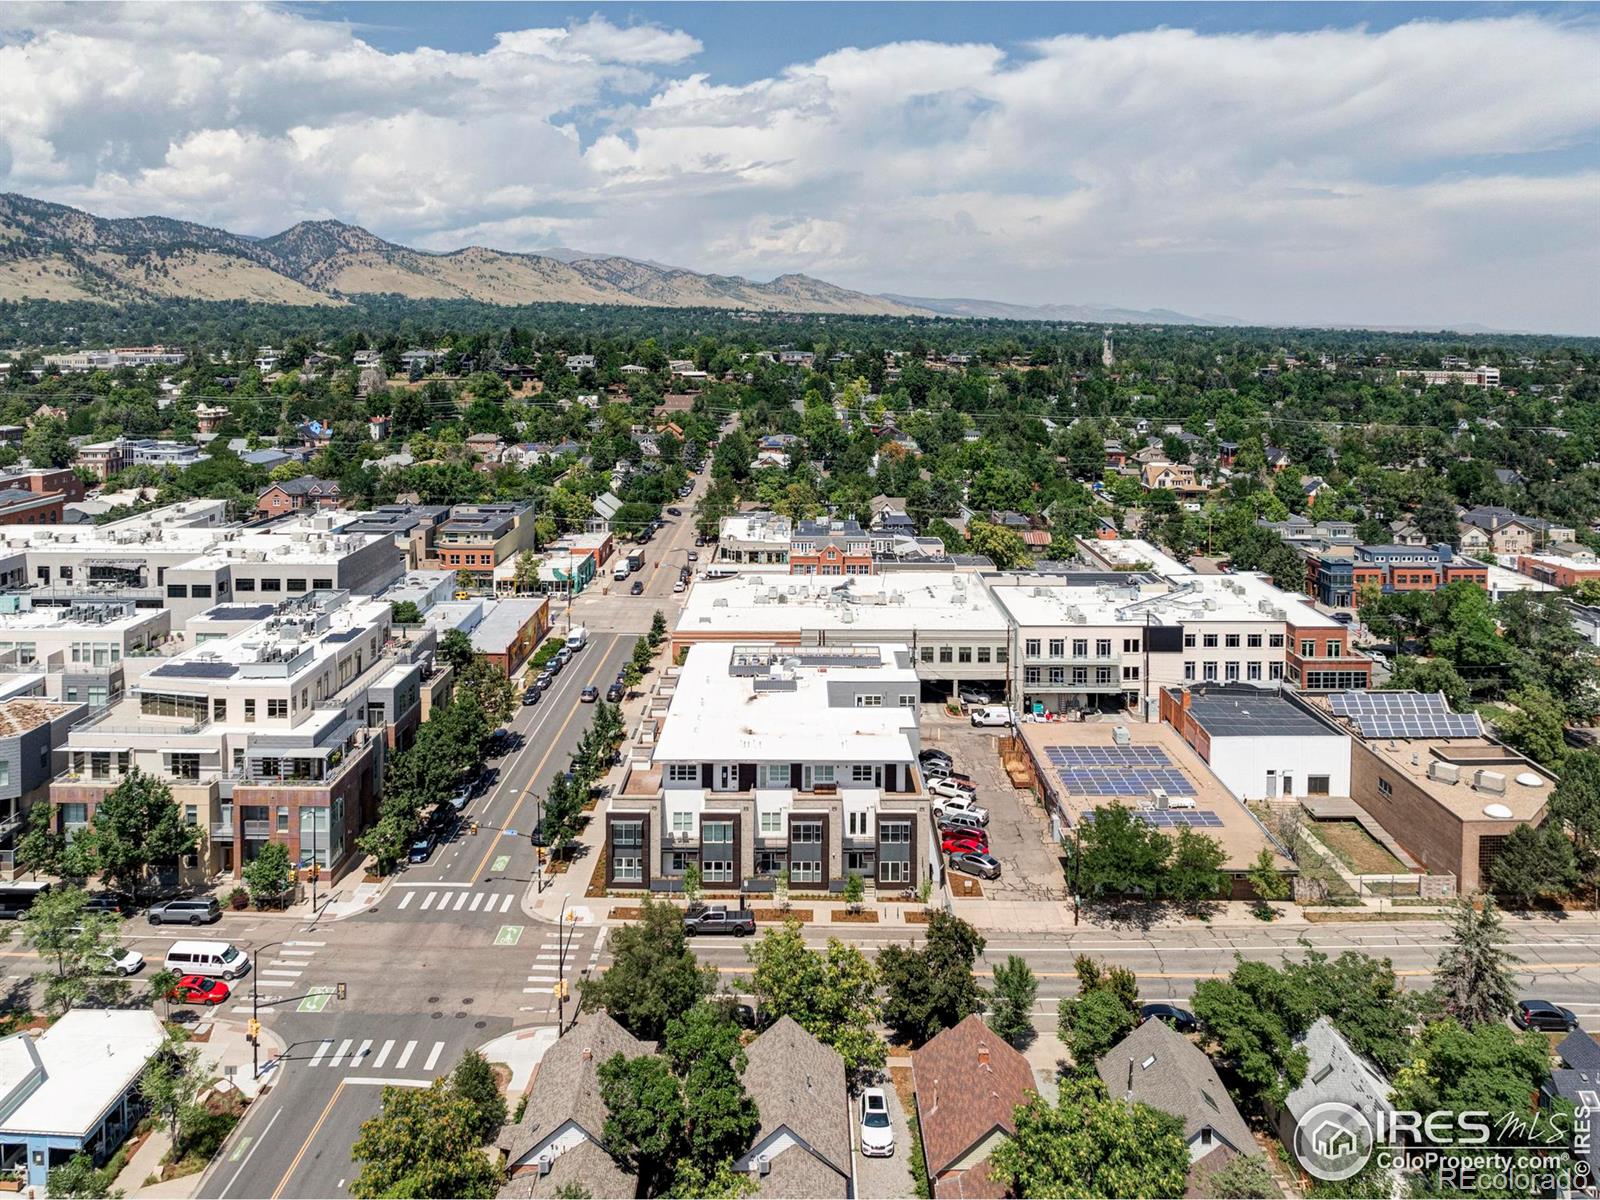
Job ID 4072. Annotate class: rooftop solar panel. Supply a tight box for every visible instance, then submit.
[149,661,239,679]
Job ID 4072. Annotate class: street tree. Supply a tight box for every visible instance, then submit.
[242,842,292,907]
[649,609,667,646]
[511,549,541,593]
[14,800,64,879]
[351,1077,502,1199]
[452,1050,507,1144]
[990,1074,1189,1199]
[1165,827,1228,911]
[680,862,703,909]
[1192,958,1316,1105]
[1245,848,1289,918]
[878,911,986,1047]
[744,921,885,1079]
[140,1034,207,1161]
[1059,987,1136,1068]
[1073,805,1170,901]
[77,770,198,901]
[988,955,1038,1049]
[1489,823,1578,907]
[1284,948,1418,1075]
[580,896,716,1041]
[21,884,124,1013]
[1434,895,1519,1028]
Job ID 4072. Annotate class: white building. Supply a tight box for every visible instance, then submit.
[1162,683,1352,801]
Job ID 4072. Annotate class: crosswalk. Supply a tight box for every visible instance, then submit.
[230,940,324,1014]
[303,1036,449,1076]
[522,927,604,1000]
[395,887,516,915]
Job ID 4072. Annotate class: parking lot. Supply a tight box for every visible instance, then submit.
[920,709,1069,901]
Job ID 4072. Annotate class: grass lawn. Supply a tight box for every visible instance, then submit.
[1314,820,1406,875]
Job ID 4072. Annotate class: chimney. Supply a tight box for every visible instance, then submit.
[581,1047,592,1062]
[978,1043,990,1068]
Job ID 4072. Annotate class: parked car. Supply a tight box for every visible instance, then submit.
[606,681,625,702]
[934,795,990,825]
[683,906,756,937]
[536,668,556,688]
[1513,999,1579,1032]
[938,811,987,836]
[83,893,131,916]
[687,550,699,562]
[447,785,471,811]
[580,685,599,703]
[1138,1002,1198,1033]
[169,974,230,1007]
[147,898,222,927]
[918,748,953,772]
[630,580,645,595]
[694,535,706,546]
[941,830,989,855]
[859,1088,895,1157]
[957,688,991,706]
[674,579,686,593]
[928,776,979,801]
[970,706,1016,728]
[97,946,145,976]
[522,686,542,706]
[666,507,683,517]
[948,850,1002,880]
[408,834,436,864]
[1332,612,1354,625]
[554,647,574,668]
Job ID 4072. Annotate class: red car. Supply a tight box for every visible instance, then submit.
[941,831,989,855]
[170,975,231,1007]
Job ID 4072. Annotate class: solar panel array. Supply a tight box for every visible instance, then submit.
[1329,691,1482,739]
[1083,809,1223,828]
[149,660,239,679]
[1046,744,1196,796]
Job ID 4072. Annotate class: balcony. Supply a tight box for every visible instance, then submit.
[210,818,271,841]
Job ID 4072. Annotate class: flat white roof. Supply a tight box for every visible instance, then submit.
[653,642,919,763]
[990,572,1337,630]
[677,571,1009,636]
[0,604,160,633]
[1487,564,1555,593]
[0,1009,165,1138]
[1083,537,1196,579]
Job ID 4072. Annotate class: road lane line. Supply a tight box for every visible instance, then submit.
[393,881,470,888]
[395,1040,417,1069]
[398,892,414,909]
[423,1042,444,1072]
[469,636,622,881]
[270,1080,344,1200]
[328,1038,354,1068]
[469,894,484,912]
[217,1104,281,1199]
[308,1039,334,1067]
[373,1040,394,1069]
[284,940,326,946]
[343,1077,433,1087]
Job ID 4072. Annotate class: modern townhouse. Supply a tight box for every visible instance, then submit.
[716,512,793,565]
[0,695,84,862]
[609,643,927,895]
[434,502,538,584]
[49,590,432,883]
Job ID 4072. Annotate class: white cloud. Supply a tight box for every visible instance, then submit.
[0,4,1595,329]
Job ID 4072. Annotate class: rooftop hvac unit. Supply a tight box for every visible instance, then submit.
[536,1155,553,1177]
[1474,769,1507,795]
[1428,761,1461,784]
[1151,788,1169,809]
[712,598,729,608]
[1112,725,1132,747]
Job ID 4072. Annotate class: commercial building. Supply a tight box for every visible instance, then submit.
[50,590,433,882]
[1016,718,1289,886]
[610,643,928,895]
[1160,684,1351,801]
[717,512,793,566]
[435,502,537,583]
[468,598,551,677]
[1514,552,1600,590]
[672,570,1011,693]
[790,519,875,576]
[1075,536,1195,579]
[0,468,86,506]
[335,505,451,570]
[0,489,64,527]
[0,597,171,708]
[1313,690,1554,893]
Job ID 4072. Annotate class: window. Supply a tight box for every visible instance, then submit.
[1224,661,1239,681]
[1247,633,1262,648]
[1269,662,1284,680]
[1072,638,1088,658]
[881,822,911,843]
[1049,638,1065,658]
[235,577,255,592]
[759,810,783,836]
[1184,632,1197,648]
[855,694,883,707]
[996,645,1007,663]
[811,765,836,786]
[847,810,870,836]
[1072,668,1088,686]
[792,822,823,844]
[287,578,307,593]
[267,699,288,719]
[613,856,642,883]
[1122,666,1140,681]
[1269,633,1285,648]
[260,578,281,592]
[1123,638,1141,653]
[879,860,908,884]
[703,820,733,845]
[760,763,790,788]
[702,858,732,884]
[192,583,212,599]
[1184,661,1196,681]
[1301,639,1316,657]
[1096,667,1113,684]
[899,694,917,707]
[666,763,700,784]
[1048,667,1065,685]
[0,761,7,790]
[977,646,991,664]
[1308,775,1331,796]
[313,578,333,590]
[1326,642,1342,658]
[184,804,198,826]
[1378,776,1393,797]
[1247,662,1261,681]
[244,699,256,723]
[168,753,201,780]
[1225,633,1240,648]
[1097,639,1112,657]
[212,698,226,721]
[1202,633,1218,648]
[938,646,952,663]
[920,646,934,663]
[1024,667,1041,685]
[756,850,786,874]
[1203,661,1218,681]
[671,811,694,834]
[166,584,188,599]
[791,861,822,883]
[277,806,289,832]
[851,765,875,783]
[957,645,972,664]
[1025,638,1041,658]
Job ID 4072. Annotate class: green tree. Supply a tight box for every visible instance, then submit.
[22,418,74,468]
[630,636,654,675]
[666,1161,756,1199]
[988,955,1038,1050]
[1205,1152,1281,1198]
[649,609,667,646]
[990,1074,1189,1199]
[842,872,865,913]
[745,921,885,1079]
[1164,827,1228,911]
[15,800,64,879]
[1192,959,1315,1105]
[1245,847,1289,917]
[77,770,198,901]
[391,599,423,625]
[680,861,703,908]
[664,1003,760,1172]
[1434,895,1519,1028]
[1549,750,1600,856]
[598,1053,686,1199]
[1073,805,1171,901]
[1059,987,1136,1068]
[351,1078,502,1199]
[146,967,181,1020]
[20,884,124,1013]
[1489,823,1578,907]
[878,911,987,1047]
[1384,656,1473,711]
[140,1034,207,1159]
[438,628,475,672]
[241,842,292,906]
[964,518,1033,570]
[47,1153,123,1199]
[1284,949,1418,1075]
[580,896,716,1041]
[511,549,541,593]
[451,1050,507,1144]
[1497,686,1569,768]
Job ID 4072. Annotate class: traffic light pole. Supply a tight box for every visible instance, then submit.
[250,940,285,1080]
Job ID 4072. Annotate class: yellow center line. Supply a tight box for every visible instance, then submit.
[469,641,621,883]
[271,1079,344,1200]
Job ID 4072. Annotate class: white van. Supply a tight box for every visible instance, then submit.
[970,706,1015,728]
[566,626,589,651]
[164,940,251,980]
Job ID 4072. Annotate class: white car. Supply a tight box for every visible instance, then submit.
[928,776,978,802]
[933,795,990,825]
[98,946,145,976]
[859,1088,895,1157]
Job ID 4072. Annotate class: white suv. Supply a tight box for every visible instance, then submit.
[933,795,990,825]
[859,1088,895,1157]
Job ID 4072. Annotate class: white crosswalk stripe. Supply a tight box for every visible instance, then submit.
[498,895,513,913]
[398,891,414,909]
[423,1042,444,1071]
[329,1039,354,1068]
[300,1037,448,1076]
[420,892,436,911]
[469,894,484,912]
[395,1040,417,1069]
[373,1040,395,1069]
[400,889,514,917]
[308,1039,334,1067]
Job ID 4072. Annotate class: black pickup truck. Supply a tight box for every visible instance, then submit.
[683,905,757,937]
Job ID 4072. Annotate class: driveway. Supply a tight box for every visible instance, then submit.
[853,1082,915,1199]
[921,710,1069,901]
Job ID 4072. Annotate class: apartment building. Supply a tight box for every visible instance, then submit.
[989,572,1369,717]
[435,502,537,582]
[0,598,170,709]
[0,467,87,505]
[0,488,64,526]
[717,512,794,565]
[790,519,875,576]
[0,696,84,855]
[1515,552,1600,590]
[75,438,208,482]
[610,643,927,895]
[40,346,187,372]
[50,591,431,882]
[1293,541,1490,609]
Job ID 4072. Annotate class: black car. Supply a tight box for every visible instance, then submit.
[630,580,645,595]
[522,687,541,706]
[606,681,625,702]
[408,834,436,864]
[919,747,953,770]
[1138,1002,1199,1033]
[1513,999,1579,1032]
[83,893,132,916]
[666,507,682,517]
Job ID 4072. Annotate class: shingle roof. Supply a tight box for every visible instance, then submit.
[742,1016,851,1184]
[496,1010,654,1168]
[1559,1030,1600,1072]
[912,1015,1035,1177]
[496,1137,635,1200]
[1096,1019,1256,1156]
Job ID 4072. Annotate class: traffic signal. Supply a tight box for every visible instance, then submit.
[308,862,320,882]
[336,982,347,1001]
[470,820,480,836]
[246,1018,261,1043]
[552,980,569,1000]
[536,847,547,863]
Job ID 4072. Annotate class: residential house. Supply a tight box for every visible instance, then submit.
[256,476,341,519]
[1104,440,1127,469]
[1459,506,1570,554]
[1388,519,1428,546]
[912,1015,1036,1198]
[1140,461,1201,493]
[1277,1017,1394,1180]
[1097,1018,1259,1194]
[589,492,622,534]
[1265,446,1291,472]
[734,1017,851,1197]
[564,354,596,374]
[495,1010,652,1198]
[194,403,229,434]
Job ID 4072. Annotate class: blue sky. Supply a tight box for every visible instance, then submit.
[2,2,1597,330]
